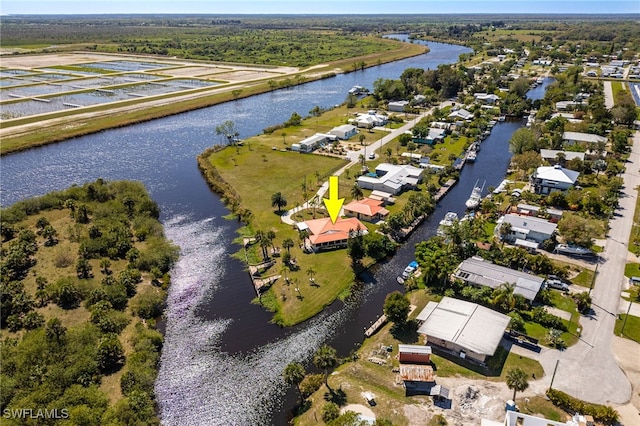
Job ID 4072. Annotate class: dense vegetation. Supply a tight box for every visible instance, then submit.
[0,179,178,425]
[1,16,399,67]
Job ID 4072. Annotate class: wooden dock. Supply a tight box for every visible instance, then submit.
[434,178,457,202]
[253,274,280,294]
[364,314,388,337]
[364,305,417,338]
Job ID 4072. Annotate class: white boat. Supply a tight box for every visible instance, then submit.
[498,115,506,122]
[536,77,545,85]
[348,85,366,95]
[465,181,485,210]
[466,150,477,162]
[397,260,419,284]
[554,244,594,257]
[439,211,459,227]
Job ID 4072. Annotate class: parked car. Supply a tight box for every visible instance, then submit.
[546,277,569,291]
[368,153,375,159]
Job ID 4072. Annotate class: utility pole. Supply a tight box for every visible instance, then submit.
[588,263,598,296]
[548,359,560,392]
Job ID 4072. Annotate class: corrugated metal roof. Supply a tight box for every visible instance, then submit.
[399,364,434,382]
[453,256,544,302]
[417,296,511,356]
[398,344,432,355]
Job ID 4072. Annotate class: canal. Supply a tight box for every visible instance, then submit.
[0,39,550,425]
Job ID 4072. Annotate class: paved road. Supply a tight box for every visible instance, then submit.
[280,104,451,225]
[604,80,615,109]
[536,131,640,405]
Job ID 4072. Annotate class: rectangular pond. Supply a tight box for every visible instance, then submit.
[0,78,219,119]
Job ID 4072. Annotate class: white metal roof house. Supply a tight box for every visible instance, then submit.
[356,163,423,195]
[293,133,336,153]
[448,108,474,120]
[416,296,511,363]
[495,213,558,245]
[327,124,358,140]
[474,93,500,104]
[388,100,410,112]
[562,131,607,145]
[531,164,580,194]
[453,256,545,302]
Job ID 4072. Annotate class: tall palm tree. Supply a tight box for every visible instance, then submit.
[313,344,338,390]
[271,192,287,213]
[283,362,306,400]
[282,238,294,254]
[301,178,308,202]
[306,267,316,282]
[350,184,364,201]
[310,195,319,218]
[385,147,393,162]
[506,367,529,401]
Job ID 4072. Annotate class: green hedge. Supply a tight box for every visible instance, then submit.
[546,389,618,424]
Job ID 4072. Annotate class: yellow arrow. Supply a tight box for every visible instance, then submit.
[323,176,344,224]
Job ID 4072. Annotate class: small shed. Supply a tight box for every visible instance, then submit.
[429,384,450,402]
[398,344,432,364]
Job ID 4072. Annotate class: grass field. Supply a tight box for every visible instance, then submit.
[615,313,640,343]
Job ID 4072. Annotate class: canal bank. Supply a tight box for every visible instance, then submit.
[4,41,537,426]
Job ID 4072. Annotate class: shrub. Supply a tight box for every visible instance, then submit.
[131,291,166,320]
[300,373,323,399]
[531,307,567,331]
[546,389,618,424]
[321,402,339,423]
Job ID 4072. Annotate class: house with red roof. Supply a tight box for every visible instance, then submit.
[343,198,389,223]
[299,217,368,252]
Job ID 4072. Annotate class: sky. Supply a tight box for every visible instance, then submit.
[1,0,638,15]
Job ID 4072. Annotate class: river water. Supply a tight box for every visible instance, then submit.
[0,38,549,425]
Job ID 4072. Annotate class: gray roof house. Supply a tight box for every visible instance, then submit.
[388,100,410,112]
[562,131,607,145]
[416,296,511,363]
[540,149,585,163]
[448,108,474,120]
[453,256,545,302]
[495,213,558,246]
[328,124,358,140]
[356,163,422,195]
[474,93,500,104]
[531,164,580,194]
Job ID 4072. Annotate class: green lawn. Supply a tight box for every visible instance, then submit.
[430,135,468,165]
[570,269,595,288]
[615,314,640,343]
[517,396,566,422]
[624,263,640,278]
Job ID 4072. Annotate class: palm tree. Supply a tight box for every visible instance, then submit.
[385,147,393,162]
[283,362,306,400]
[350,184,364,201]
[306,267,316,282]
[506,367,529,401]
[492,283,516,312]
[310,195,319,218]
[271,192,287,213]
[301,178,308,204]
[313,344,338,389]
[282,238,294,254]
